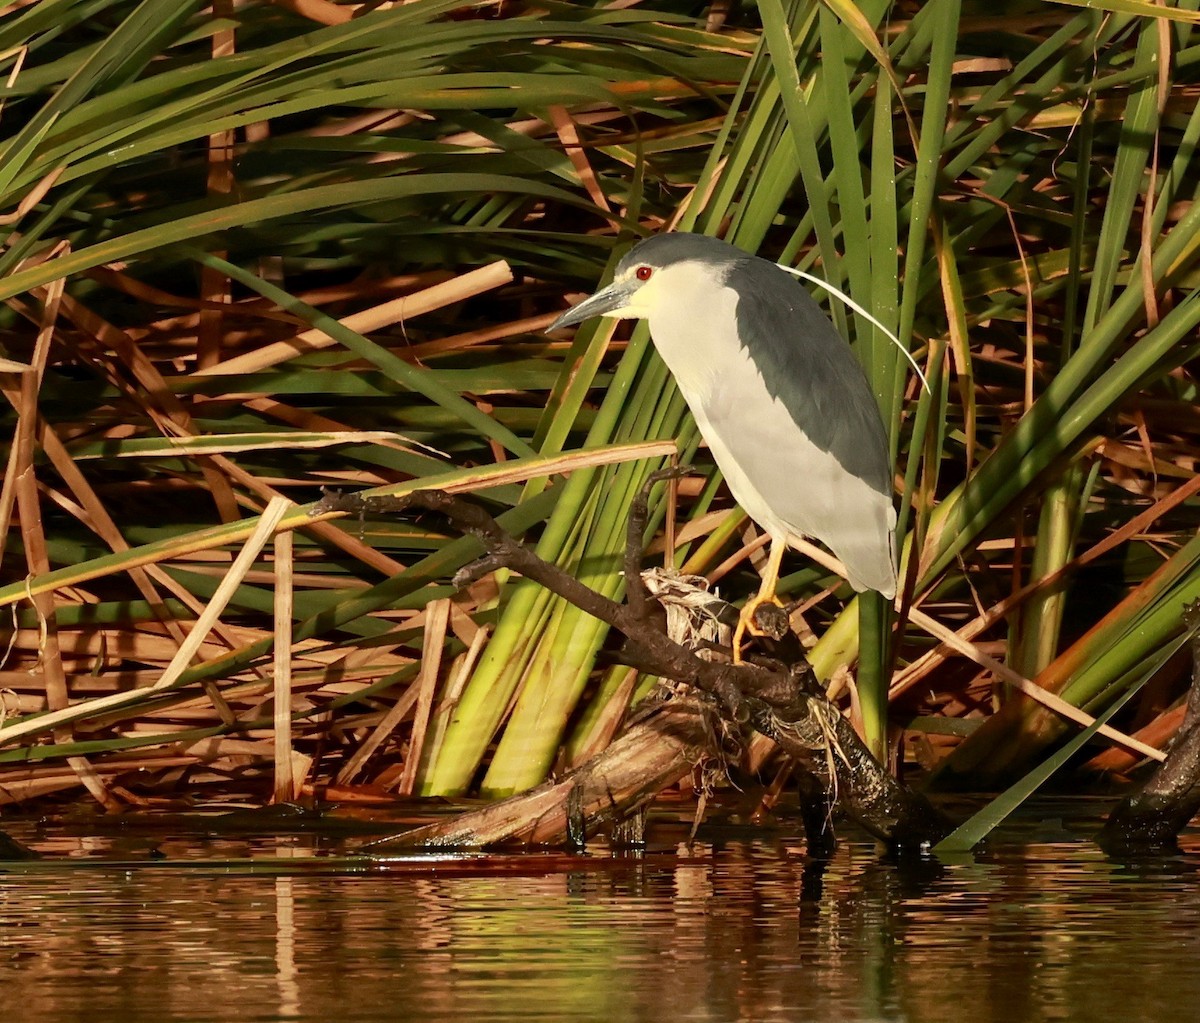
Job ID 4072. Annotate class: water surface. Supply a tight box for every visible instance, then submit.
[1,803,1198,1023]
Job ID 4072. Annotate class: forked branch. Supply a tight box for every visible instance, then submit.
[314,481,949,851]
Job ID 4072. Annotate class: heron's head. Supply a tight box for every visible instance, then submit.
[547,233,747,331]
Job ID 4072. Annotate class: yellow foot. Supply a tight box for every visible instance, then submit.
[731,593,786,664]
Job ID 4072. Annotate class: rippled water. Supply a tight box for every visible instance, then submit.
[2,804,1199,1023]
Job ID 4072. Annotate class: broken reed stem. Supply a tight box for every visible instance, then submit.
[144,497,293,692]
[273,525,295,804]
[399,597,450,796]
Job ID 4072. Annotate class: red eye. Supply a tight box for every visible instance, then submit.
[635,265,653,281]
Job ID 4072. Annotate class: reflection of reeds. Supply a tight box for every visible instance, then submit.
[1,0,1199,821]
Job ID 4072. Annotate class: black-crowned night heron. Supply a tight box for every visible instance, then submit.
[549,233,897,659]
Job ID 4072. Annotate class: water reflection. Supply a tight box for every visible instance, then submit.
[276,875,300,1019]
[0,821,1199,1022]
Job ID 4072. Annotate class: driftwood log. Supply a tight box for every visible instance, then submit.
[1098,600,1200,854]
[371,694,714,849]
[315,474,950,855]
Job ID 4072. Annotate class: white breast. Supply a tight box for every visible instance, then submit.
[647,267,783,530]
[645,264,741,404]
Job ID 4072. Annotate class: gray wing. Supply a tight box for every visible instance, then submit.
[727,256,892,498]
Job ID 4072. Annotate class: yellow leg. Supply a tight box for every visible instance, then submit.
[732,536,787,663]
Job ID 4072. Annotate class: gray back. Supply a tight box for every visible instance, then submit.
[728,257,891,494]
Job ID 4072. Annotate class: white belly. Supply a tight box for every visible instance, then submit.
[646,274,896,595]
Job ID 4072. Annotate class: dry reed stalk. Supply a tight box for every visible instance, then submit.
[548,105,611,213]
[52,289,244,518]
[905,605,1164,762]
[162,564,363,591]
[66,432,410,459]
[241,397,432,458]
[87,662,389,726]
[0,497,293,746]
[286,644,413,672]
[194,261,515,377]
[5,628,242,664]
[334,679,421,786]
[39,646,411,707]
[38,422,186,628]
[890,472,1200,700]
[644,503,727,554]
[0,166,63,228]
[289,751,314,796]
[1085,702,1187,774]
[705,526,767,586]
[398,597,450,796]
[1,669,150,691]
[9,271,121,808]
[447,598,484,647]
[273,526,296,803]
[303,109,412,140]
[273,0,353,27]
[199,681,239,730]
[53,301,411,584]
[310,671,417,699]
[296,269,447,302]
[65,756,119,810]
[0,42,27,123]
[31,424,266,674]
[14,373,61,719]
[402,312,560,360]
[87,265,295,320]
[0,776,99,805]
[420,625,489,775]
[439,108,629,152]
[0,755,200,805]
[0,362,30,574]
[389,593,472,637]
[188,735,277,759]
